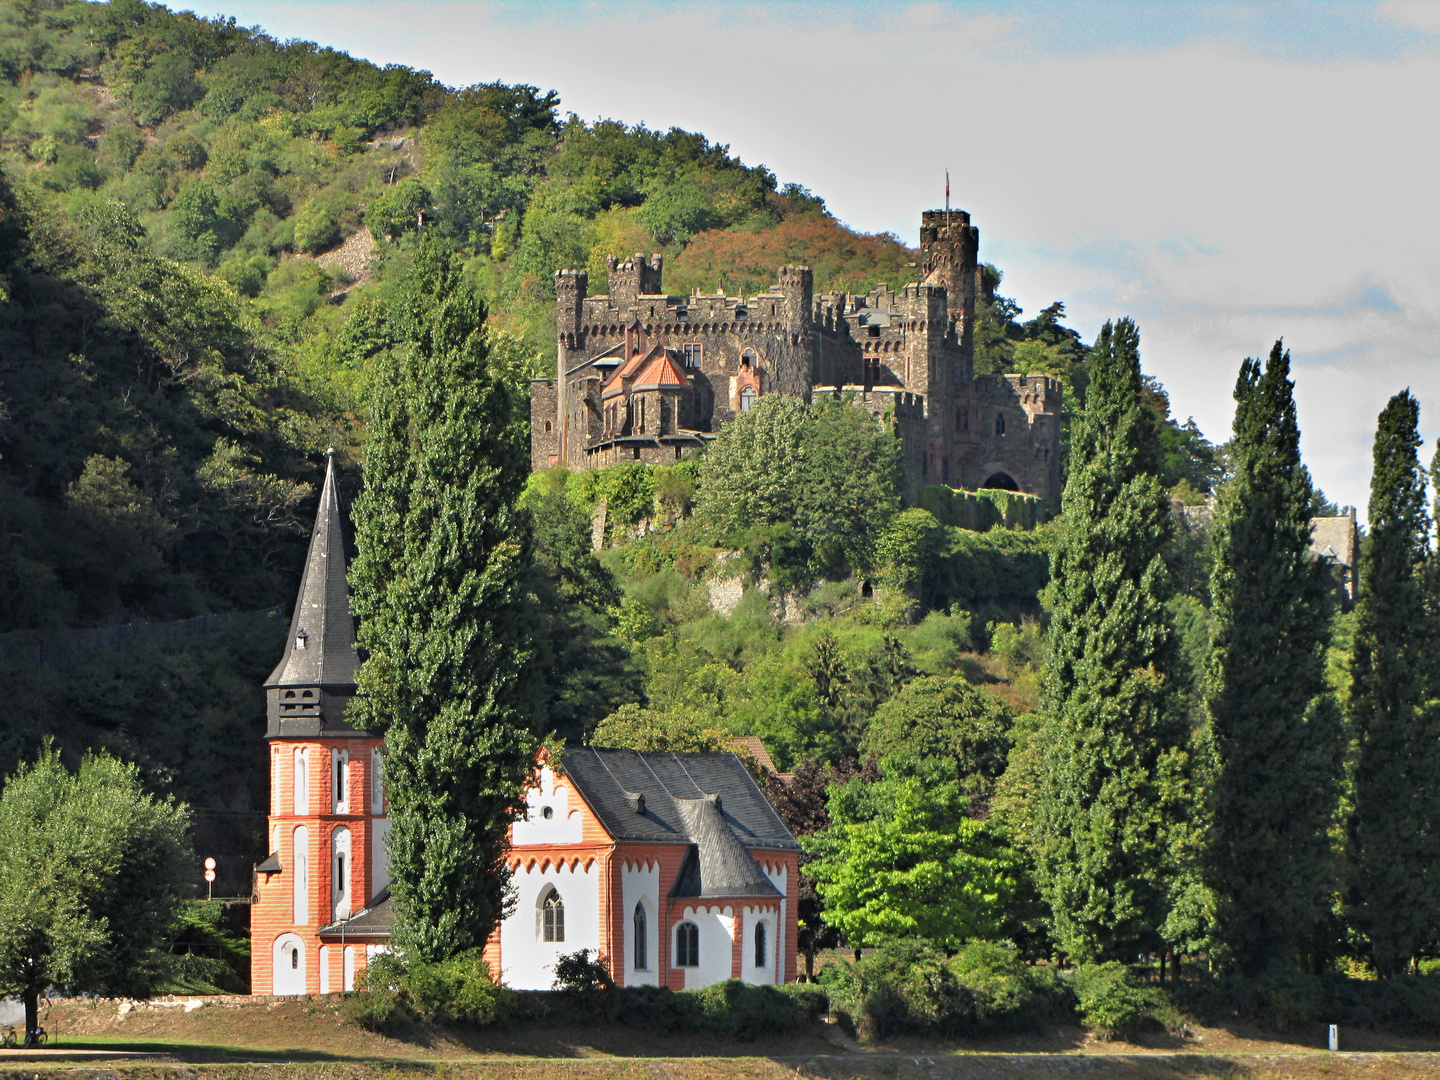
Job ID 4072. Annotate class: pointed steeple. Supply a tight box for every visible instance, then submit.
[264,450,365,738]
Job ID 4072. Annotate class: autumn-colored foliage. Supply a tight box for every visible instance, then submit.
[667,215,916,298]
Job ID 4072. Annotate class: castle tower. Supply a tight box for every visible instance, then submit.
[918,209,979,368]
[606,253,663,306]
[251,450,390,996]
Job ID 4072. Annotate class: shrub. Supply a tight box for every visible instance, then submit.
[340,952,404,1032]
[402,948,510,1025]
[1071,962,1157,1041]
[947,941,1073,1033]
[552,948,615,993]
[691,980,808,1040]
[821,940,967,1041]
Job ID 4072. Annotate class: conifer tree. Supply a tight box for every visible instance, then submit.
[1032,318,1189,962]
[349,235,538,963]
[1204,342,1342,976]
[1349,391,1440,975]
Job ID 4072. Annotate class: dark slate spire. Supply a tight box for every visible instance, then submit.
[264,450,366,738]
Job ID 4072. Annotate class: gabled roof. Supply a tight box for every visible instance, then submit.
[601,345,656,392]
[670,796,780,898]
[265,451,359,691]
[561,747,799,852]
[630,350,691,392]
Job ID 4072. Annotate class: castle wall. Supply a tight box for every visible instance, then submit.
[530,380,559,470]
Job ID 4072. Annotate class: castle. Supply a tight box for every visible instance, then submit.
[530,209,1063,502]
[252,454,800,995]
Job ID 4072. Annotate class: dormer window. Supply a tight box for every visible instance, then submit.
[295,630,308,650]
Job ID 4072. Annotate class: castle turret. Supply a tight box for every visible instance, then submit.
[253,450,390,997]
[606,253,663,306]
[919,209,979,359]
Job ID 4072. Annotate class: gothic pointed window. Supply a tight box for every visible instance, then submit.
[754,920,767,968]
[633,902,648,970]
[541,887,565,942]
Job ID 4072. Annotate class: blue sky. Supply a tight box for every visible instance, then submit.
[194,0,1440,516]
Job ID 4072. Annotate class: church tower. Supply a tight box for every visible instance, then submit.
[251,450,391,995]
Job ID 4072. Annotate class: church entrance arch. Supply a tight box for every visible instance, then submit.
[273,933,306,995]
[981,472,1020,492]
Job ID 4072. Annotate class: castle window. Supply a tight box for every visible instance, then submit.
[634,903,648,970]
[956,407,969,432]
[995,412,1007,436]
[740,348,757,369]
[638,398,646,433]
[740,386,756,412]
[754,920,768,968]
[544,420,552,433]
[683,343,702,368]
[675,921,699,967]
[541,888,565,942]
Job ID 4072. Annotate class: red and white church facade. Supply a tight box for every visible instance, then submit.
[251,454,801,995]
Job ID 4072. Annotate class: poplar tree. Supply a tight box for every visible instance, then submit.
[350,235,538,963]
[1349,391,1440,975]
[1032,318,1188,962]
[1204,342,1342,976]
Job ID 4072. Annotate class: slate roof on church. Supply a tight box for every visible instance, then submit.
[266,452,360,692]
[670,796,781,898]
[319,888,393,940]
[562,747,800,852]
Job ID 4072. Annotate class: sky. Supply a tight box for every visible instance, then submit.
[194,0,1440,516]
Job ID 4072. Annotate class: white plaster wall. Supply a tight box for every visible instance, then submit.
[741,907,776,985]
[512,766,584,846]
[678,904,735,989]
[273,934,306,995]
[500,858,600,990]
[332,826,352,920]
[370,817,392,899]
[764,861,789,984]
[319,944,331,993]
[621,860,659,986]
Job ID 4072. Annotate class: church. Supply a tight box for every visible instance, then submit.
[250,454,801,995]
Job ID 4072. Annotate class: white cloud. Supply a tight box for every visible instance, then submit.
[211,0,1440,515]
[1378,0,1440,34]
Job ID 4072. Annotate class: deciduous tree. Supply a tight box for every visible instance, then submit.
[0,746,191,1043]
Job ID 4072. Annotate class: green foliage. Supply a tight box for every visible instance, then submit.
[0,744,192,1034]
[343,948,510,1030]
[368,178,431,238]
[161,899,250,993]
[919,485,1048,531]
[590,702,731,752]
[921,524,1053,612]
[861,675,1013,797]
[1071,962,1170,1041]
[804,771,1015,949]
[551,948,615,993]
[819,939,1074,1041]
[349,236,538,962]
[1032,318,1192,963]
[1204,342,1342,977]
[874,508,940,593]
[696,395,901,580]
[1348,390,1440,976]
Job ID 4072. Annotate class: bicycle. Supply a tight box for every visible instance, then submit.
[0,1027,16,1049]
[24,1026,45,1048]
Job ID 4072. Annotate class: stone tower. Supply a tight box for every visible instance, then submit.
[251,451,391,996]
[918,209,980,366]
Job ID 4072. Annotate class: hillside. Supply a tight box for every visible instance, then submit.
[0,1,1242,911]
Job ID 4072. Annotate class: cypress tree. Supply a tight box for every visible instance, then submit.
[1204,342,1342,976]
[1033,318,1188,962]
[1349,391,1440,976]
[349,235,538,962]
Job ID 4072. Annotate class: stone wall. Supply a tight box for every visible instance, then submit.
[529,379,559,470]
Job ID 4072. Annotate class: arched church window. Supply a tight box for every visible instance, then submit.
[541,888,565,942]
[333,749,348,812]
[633,902,648,970]
[675,921,699,967]
[293,749,309,814]
[332,826,351,920]
[754,920,768,968]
